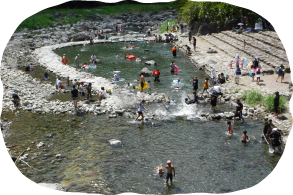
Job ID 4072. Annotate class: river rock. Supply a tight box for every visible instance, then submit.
[109,139,122,146]
[145,60,156,66]
[36,142,45,149]
[38,183,67,192]
[140,67,153,77]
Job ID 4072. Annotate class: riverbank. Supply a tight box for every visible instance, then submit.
[168,30,292,144]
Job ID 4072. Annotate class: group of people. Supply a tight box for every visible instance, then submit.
[70,80,107,109]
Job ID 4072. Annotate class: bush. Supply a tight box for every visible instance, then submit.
[264,95,286,113]
[242,90,263,106]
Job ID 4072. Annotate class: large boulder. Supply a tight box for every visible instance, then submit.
[145,60,156,66]
[103,29,113,33]
[72,33,90,41]
[140,67,153,77]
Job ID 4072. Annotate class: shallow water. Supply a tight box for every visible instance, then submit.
[1,42,282,194]
[2,111,281,194]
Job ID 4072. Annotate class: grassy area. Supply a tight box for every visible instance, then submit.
[264,95,286,113]
[16,3,173,31]
[242,90,286,113]
[242,90,263,106]
[159,19,178,33]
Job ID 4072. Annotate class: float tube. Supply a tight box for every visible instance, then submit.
[174,65,178,73]
[130,46,135,49]
[139,81,148,90]
[62,58,68,64]
[136,58,141,62]
[128,55,135,60]
[113,71,121,74]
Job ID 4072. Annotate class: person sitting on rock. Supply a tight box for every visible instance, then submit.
[12,92,20,107]
[98,87,108,101]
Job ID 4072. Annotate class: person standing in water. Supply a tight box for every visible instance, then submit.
[140,73,146,92]
[44,71,50,80]
[234,99,244,122]
[172,46,176,57]
[75,54,79,71]
[241,130,250,143]
[165,160,175,184]
[153,69,160,82]
[268,128,282,152]
[227,121,233,134]
[71,85,79,109]
[262,117,270,140]
[170,60,176,74]
[135,100,148,122]
[210,95,217,111]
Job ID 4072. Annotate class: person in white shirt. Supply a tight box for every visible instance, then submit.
[210,69,216,86]
[213,85,223,101]
[99,87,108,101]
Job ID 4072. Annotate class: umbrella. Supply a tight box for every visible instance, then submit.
[237,23,244,26]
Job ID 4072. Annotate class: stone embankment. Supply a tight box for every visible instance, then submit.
[1,10,179,118]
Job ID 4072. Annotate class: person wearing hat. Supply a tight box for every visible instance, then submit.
[268,128,282,152]
[75,54,80,71]
[62,54,66,59]
[201,78,210,95]
[262,117,270,140]
[165,160,175,184]
[12,92,20,107]
[273,92,280,118]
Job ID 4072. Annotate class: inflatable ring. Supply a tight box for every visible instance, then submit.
[139,81,148,90]
[128,55,135,60]
[130,46,135,48]
[113,71,121,74]
[62,58,68,64]
[174,65,178,73]
[136,59,141,62]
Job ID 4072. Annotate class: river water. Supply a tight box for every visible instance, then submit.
[2,41,282,194]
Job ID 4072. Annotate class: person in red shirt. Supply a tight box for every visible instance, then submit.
[153,69,160,82]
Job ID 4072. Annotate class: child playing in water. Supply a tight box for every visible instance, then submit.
[148,81,152,94]
[227,121,233,134]
[241,130,250,143]
[157,166,164,177]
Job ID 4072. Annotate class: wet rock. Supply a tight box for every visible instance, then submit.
[145,60,156,66]
[36,142,45,149]
[109,139,122,146]
[248,108,254,113]
[140,67,153,77]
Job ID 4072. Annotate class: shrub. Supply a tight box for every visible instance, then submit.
[264,95,286,113]
[242,90,263,106]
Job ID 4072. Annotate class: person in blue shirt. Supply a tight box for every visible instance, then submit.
[276,65,284,83]
[135,100,148,122]
[235,65,241,84]
[44,71,50,80]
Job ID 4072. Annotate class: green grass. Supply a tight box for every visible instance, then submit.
[159,19,178,33]
[242,90,264,107]
[242,90,287,113]
[16,3,174,31]
[264,95,286,113]
[233,88,240,93]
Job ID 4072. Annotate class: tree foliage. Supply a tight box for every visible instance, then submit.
[179,1,261,27]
